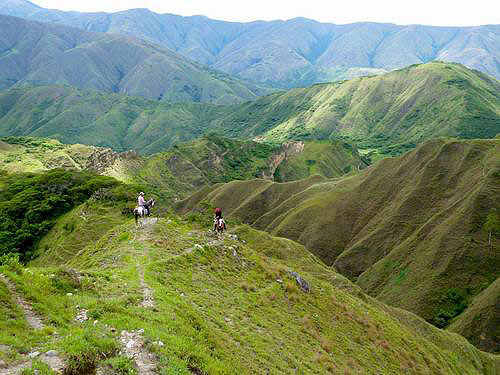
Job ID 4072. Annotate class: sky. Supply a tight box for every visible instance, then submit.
[33,0,499,26]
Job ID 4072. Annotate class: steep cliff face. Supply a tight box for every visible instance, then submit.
[85,149,139,173]
[262,141,305,179]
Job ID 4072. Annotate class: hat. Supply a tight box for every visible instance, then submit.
[139,192,145,196]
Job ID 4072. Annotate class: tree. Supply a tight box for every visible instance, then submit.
[484,210,500,249]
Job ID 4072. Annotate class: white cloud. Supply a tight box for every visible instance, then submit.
[34,0,500,26]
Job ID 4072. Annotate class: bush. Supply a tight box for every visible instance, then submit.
[431,289,468,328]
[0,169,127,261]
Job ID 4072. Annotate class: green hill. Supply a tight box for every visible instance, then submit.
[0,63,497,158]
[448,277,500,353]
[0,135,368,200]
[0,14,268,104]
[2,0,499,87]
[0,86,225,153]
[177,138,500,351]
[215,62,500,156]
[0,196,498,373]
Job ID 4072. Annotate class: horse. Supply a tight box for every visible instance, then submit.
[134,199,156,225]
[214,217,226,233]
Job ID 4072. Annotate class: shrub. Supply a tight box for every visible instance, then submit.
[0,169,128,261]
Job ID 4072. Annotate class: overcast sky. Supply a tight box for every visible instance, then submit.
[33,0,499,26]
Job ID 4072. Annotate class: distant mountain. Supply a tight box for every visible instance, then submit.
[0,85,225,153]
[177,138,500,352]
[0,14,268,104]
[1,0,499,87]
[0,63,498,157]
[214,62,500,156]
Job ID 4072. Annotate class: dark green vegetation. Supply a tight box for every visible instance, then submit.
[177,138,500,352]
[0,14,269,104]
[0,63,498,158]
[0,169,134,262]
[449,278,500,353]
[1,206,499,373]
[1,0,499,87]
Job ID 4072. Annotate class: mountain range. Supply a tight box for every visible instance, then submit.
[0,1,499,369]
[0,0,498,88]
[0,62,498,157]
[0,14,268,104]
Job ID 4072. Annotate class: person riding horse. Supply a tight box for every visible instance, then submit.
[213,207,226,232]
[134,192,155,224]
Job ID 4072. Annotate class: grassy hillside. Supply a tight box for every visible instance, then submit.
[177,138,500,351]
[0,136,368,203]
[448,277,500,353]
[0,168,137,262]
[215,62,500,155]
[0,14,268,104]
[0,63,498,159]
[273,140,369,182]
[0,86,226,153]
[0,200,498,373]
[2,1,499,86]
[0,137,142,174]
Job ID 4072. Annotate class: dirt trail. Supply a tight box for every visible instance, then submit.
[0,274,43,329]
[0,354,65,375]
[134,217,158,309]
[139,266,154,309]
[0,275,66,374]
[119,330,157,375]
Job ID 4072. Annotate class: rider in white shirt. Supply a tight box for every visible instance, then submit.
[138,192,147,213]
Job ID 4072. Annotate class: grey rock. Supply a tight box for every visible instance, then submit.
[45,350,58,357]
[288,271,311,292]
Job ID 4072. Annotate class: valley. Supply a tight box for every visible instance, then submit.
[0,2,499,373]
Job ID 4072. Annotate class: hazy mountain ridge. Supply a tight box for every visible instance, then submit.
[1,0,498,87]
[0,14,268,104]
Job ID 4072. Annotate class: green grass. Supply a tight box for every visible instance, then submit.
[176,138,500,351]
[0,135,369,203]
[1,211,498,374]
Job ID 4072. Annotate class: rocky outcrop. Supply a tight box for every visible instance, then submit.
[86,149,139,173]
[262,141,305,179]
